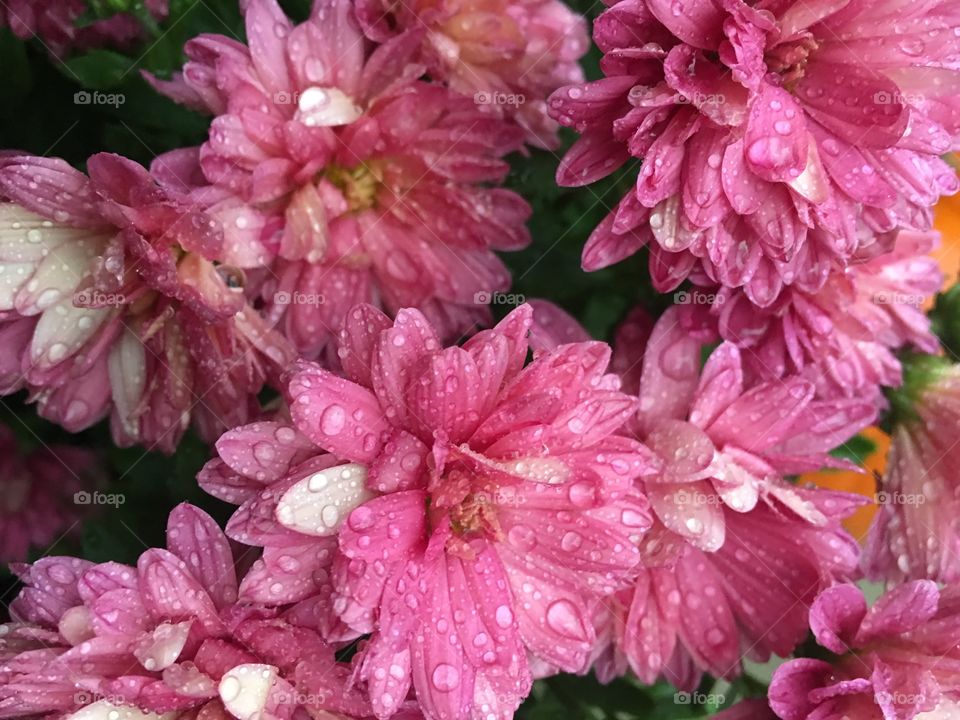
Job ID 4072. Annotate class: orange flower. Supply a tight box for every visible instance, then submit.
[800,426,890,541]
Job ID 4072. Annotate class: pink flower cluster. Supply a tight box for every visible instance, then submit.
[0,0,168,57]
[0,0,959,717]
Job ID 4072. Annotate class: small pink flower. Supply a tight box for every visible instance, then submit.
[354,0,589,148]
[149,0,531,359]
[590,306,872,684]
[201,303,657,719]
[621,306,876,551]
[2,504,380,720]
[864,357,960,584]
[679,230,943,401]
[0,153,293,452]
[0,424,101,563]
[0,0,168,57]
[549,0,960,304]
[769,581,960,720]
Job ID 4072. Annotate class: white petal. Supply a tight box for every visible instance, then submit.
[108,327,147,440]
[276,463,372,536]
[0,204,91,263]
[66,700,175,720]
[0,263,34,310]
[133,621,192,671]
[218,663,278,720]
[30,300,112,368]
[295,86,363,127]
[15,238,102,314]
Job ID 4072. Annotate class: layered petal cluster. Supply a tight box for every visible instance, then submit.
[0,153,293,452]
[0,423,101,563]
[0,504,390,720]
[678,230,943,401]
[549,0,960,304]
[354,0,588,148]
[149,0,531,358]
[0,0,168,56]
[865,357,960,584]
[200,303,658,719]
[590,306,872,684]
[623,306,876,552]
[769,582,960,720]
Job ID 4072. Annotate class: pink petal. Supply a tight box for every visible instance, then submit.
[637,307,701,434]
[808,584,867,655]
[166,504,237,609]
[743,84,809,184]
[288,362,388,463]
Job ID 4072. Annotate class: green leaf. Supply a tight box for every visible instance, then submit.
[64,49,135,88]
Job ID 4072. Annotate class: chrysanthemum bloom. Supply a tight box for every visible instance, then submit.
[0,153,293,452]
[586,306,871,685]
[1,504,391,720]
[199,303,657,719]
[677,230,943,400]
[0,424,101,563]
[0,0,168,57]
[864,355,960,584]
[769,581,960,720]
[354,0,588,148]
[549,0,960,305]
[148,0,531,359]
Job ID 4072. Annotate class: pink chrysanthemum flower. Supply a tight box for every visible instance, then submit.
[769,581,960,720]
[597,494,864,689]
[618,306,876,551]
[864,356,960,584]
[549,0,960,304]
[0,0,168,57]
[1,504,390,720]
[0,153,293,452]
[148,0,531,358]
[581,306,870,685]
[200,303,657,719]
[354,0,589,148]
[678,229,943,400]
[0,424,101,563]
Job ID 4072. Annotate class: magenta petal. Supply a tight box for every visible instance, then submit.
[808,583,867,655]
[288,361,388,463]
[637,307,700,434]
[769,658,836,720]
[166,504,237,609]
[743,84,809,184]
[854,580,940,645]
[646,0,724,49]
[137,549,224,634]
